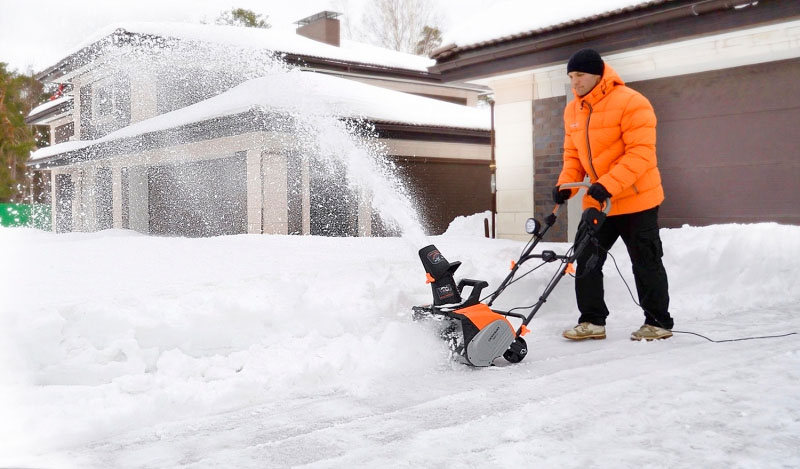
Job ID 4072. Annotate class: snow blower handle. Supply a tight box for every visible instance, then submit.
[557,181,612,215]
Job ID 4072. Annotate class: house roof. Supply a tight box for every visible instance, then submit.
[434,0,669,59]
[36,21,437,84]
[28,70,490,166]
[430,0,799,81]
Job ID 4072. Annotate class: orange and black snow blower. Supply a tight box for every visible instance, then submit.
[412,182,611,366]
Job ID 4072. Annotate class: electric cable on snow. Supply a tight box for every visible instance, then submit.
[602,248,799,343]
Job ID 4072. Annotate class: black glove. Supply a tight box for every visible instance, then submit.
[587,183,611,203]
[552,186,571,205]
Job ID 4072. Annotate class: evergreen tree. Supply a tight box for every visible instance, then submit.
[414,25,442,56]
[215,8,271,29]
[0,63,45,202]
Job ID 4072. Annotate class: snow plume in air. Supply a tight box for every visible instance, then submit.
[266,105,425,241]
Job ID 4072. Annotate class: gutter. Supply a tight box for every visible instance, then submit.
[430,0,761,73]
[306,68,490,93]
[282,55,442,82]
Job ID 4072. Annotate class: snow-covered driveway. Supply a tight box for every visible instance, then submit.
[2,224,798,468]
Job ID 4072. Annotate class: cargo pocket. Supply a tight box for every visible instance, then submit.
[635,227,664,268]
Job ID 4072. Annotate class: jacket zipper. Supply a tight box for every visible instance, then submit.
[583,101,599,180]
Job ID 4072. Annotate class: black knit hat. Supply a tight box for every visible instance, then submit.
[567,48,604,76]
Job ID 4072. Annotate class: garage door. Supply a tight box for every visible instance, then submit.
[631,57,800,227]
[390,157,492,235]
[148,154,247,237]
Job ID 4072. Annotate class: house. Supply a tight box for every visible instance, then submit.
[430,0,800,241]
[26,12,493,237]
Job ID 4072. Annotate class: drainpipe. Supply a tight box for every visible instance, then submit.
[489,97,496,239]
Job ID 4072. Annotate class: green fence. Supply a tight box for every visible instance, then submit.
[0,203,52,231]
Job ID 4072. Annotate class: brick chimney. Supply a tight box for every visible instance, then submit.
[295,11,342,47]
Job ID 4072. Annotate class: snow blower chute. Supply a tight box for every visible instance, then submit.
[412,182,611,367]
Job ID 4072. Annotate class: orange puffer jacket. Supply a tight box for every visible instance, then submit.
[557,63,664,216]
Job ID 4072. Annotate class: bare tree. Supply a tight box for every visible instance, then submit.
[331,0,359,42]
[359,0,441,55]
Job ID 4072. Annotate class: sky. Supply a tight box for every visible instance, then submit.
[0,0,494,74]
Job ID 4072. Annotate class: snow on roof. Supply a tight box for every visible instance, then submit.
[62,21,434,74]
[442,0,666,51]
[339,38,434,71]
[29,70,489,161]
[27,95,72,117]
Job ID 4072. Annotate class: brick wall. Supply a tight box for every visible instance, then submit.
[533,95,568,241]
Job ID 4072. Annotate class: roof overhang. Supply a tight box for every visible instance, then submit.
[25,97,74,125]
[431,0,800,82]
[280,54,442,83]
[36,30,173,83]
[28,109,266,169]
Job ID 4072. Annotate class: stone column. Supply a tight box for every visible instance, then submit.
[261,152,290,235]
[357,189,372,237]
[489,74,535,241]
[78,167,97,232]
[246,150,263,234]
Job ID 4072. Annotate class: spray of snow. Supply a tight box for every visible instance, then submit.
[34,30,424,238]
[269,105,424,240]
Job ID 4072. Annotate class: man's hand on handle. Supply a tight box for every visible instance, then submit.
[587,183,611,203]
[552,186,572,205]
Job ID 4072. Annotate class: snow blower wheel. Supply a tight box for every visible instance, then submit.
[503,337,528,363]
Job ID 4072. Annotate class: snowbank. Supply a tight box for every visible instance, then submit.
[443,210,493,237]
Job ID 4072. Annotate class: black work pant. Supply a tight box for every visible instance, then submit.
[575,206,673,329]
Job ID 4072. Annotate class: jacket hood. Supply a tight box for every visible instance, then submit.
[573,63,626,105]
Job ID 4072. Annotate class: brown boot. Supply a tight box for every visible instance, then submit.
[562,322,606,340]
[631,325,673,341]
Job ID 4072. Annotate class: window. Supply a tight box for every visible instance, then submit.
[54,122,74,144]
[80,75,131,139]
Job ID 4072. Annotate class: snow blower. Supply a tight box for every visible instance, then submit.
[412,182,611,367]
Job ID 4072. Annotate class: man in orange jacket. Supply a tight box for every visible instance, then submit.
[553,48,674,341]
